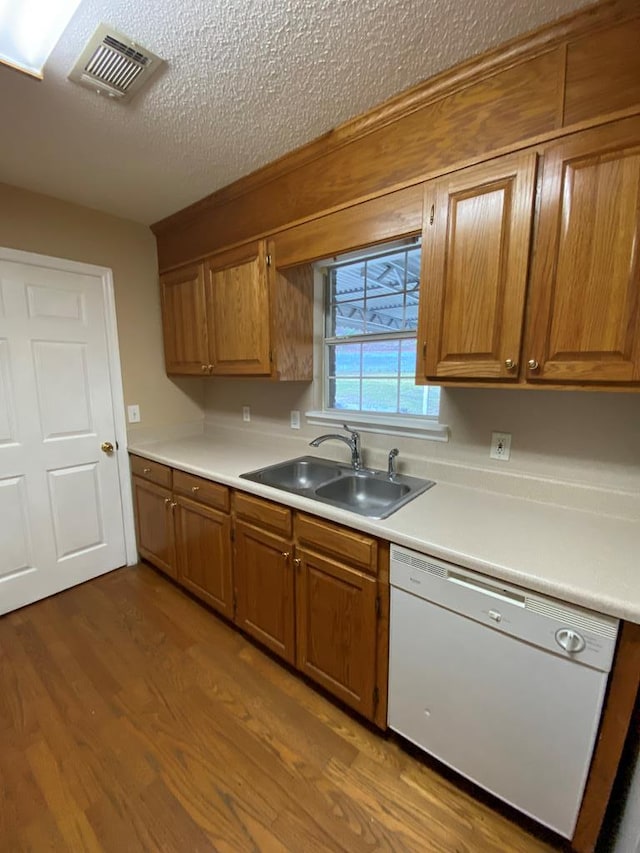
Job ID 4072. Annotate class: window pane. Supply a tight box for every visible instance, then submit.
[329,378,360,410]
[365,252,407,298]
[399,380,441,416]
[361,379,399,413]
[362,340,399,376]
[363,294,404,333]
[331,299,365,337]
[400,339,416,375]
[331,263,365,302]
[330,342,361,377]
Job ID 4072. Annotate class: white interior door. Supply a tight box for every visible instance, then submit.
[0,254,127,614]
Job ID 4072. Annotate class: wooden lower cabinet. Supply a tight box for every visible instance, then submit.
[233,519,296,665]
[132,476,176,578]
[296,548,378,719]
[175,496,233,618]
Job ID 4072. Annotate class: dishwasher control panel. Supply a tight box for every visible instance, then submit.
[390,544,619,672]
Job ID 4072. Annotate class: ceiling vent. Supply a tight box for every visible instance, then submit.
[68,24,163,103]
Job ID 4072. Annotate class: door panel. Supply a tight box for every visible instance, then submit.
[47,463,105,560]
[0,256,126,614]
[175,497,233,618]
[234,519,295,663]
[296,549,377,720]
[160,263,209,375]
[132,477,175,578]
[526,118,640,383]
[206,243,271,375]
[419,152,537,380]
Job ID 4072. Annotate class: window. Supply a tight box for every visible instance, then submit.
[322,241,441,423]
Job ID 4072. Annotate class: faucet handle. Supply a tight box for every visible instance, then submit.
[388,447,399,479]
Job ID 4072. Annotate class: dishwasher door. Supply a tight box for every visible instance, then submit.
[388,548,618,840]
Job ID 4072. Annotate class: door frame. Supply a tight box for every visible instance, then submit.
[0,246,137,566]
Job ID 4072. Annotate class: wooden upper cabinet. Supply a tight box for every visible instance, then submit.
[418,152,537,381]
[160,263,209,375]
[525,118,640,384]
[206,241,272,376]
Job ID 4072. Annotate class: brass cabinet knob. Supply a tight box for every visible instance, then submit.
[164,498,171,506]
[191,486,200,493]
[293,558,301,570]
[504,358,517,371]
[201,364,208,372]
[527,359,540,370]
[101,441,114,454]
[207,364,213,372]
[143,467,151,474]
[170,501,177,509]
[282,551,290,560]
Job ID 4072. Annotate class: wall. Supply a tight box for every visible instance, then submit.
[0,182,204,438]
[203,378,640,507]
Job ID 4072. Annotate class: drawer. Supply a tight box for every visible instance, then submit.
[173,469,229,512]
[233,491,292,536]
[295,513,377,574]
[130,454,172,488]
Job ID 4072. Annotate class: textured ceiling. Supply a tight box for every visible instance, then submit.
[1,0,593,224]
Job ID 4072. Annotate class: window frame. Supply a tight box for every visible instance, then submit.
[305,240,448,442]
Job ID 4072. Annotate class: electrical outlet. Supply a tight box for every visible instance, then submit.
[290,410,301,430]
[490,431,511,461]
[242,406,251,423]
[127,404,140,424]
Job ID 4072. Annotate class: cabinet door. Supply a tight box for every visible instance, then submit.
[206,242,271,375]
[525,118,640,383]
[160,263,209,375]
[234,519,295,663]
[132,476,176,578]
[418,152,537,380]
[296,548,378,720]
[175,497,233,618]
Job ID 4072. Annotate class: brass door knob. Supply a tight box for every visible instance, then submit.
[504,359,516,371]
[101,441,114,454]
[527,359,540,370]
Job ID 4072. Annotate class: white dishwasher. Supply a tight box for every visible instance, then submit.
[388,544,619,839]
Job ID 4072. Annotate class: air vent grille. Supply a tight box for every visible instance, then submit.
[68,24,163,103]
[392,547,447,578]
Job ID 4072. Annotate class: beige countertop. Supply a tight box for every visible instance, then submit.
[127,432,640,624]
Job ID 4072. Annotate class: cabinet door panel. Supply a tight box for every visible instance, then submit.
[296,549,377,720]
[160,263,209,375]
[419,152,536,380]
[234,520,295,664]
[175,497,232,618]
[206,243,271,375]
[132,477,175,578]
[526,118,640,383]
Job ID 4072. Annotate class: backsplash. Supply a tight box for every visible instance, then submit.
[202,379,640,510]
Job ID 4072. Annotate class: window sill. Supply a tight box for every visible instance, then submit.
[305,410,449,442]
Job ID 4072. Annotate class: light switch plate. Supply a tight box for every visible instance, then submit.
[127,404,140,423]
[290,410,301,429]
[242,406,251,423]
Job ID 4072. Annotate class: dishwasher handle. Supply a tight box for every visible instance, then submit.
[448,571,526,608]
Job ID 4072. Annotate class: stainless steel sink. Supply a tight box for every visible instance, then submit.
[240,455,435,518]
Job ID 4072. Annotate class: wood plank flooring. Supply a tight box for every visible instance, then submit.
[0,565,561,852]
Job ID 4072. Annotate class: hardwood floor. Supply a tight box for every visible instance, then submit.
[0,565,560,852]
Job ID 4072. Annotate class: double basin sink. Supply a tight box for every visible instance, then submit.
[240,455,435,519]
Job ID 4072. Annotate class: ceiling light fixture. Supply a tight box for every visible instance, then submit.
[0,0,83,79]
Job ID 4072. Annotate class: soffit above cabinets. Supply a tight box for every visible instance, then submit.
[0,0,593,224]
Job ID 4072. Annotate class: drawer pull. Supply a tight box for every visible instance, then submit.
[143,467,151,474]
[191,486,200,493]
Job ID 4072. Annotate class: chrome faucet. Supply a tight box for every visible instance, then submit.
[387,448,399,480]
[309,423,362,470]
